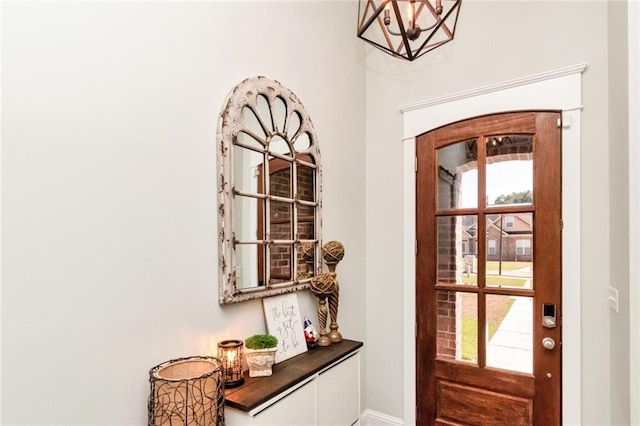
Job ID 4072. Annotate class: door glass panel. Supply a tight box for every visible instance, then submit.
[486,135,533,207]
[437,139,478,209]
[437,215,478,285]
[485,213,534,288]
[437,291,478,364]
[486,295,533,374]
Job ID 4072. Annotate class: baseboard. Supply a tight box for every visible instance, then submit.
[360,409,404,426]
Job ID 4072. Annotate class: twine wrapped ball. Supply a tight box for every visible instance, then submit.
[310,273,335,296]
[301,242,315,262]
[322,240,345,263]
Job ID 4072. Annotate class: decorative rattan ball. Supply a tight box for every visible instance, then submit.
[322,240,345,263]
[301,242,315,262]
[310,273,335,296]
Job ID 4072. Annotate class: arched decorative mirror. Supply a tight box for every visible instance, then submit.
[217,76,322,304]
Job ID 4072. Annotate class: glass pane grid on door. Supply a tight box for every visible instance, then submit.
[434,134,536,375]
[433,208,535,374]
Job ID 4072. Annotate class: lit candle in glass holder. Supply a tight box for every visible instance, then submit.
[217,339,245,388]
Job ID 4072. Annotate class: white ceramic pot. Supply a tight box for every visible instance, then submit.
[244,348,277,377]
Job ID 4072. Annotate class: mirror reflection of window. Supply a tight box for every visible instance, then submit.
[218,77,322,304]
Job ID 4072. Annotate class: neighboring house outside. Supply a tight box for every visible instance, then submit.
[461,217,478,256]
[462,214,533,262]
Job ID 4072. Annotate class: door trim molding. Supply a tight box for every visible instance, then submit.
[402,65,584,425]
[400,63,586,113]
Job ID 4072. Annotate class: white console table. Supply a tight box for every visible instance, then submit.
[224,339,363,426]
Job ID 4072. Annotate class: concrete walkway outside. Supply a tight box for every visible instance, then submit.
[486,279,533,374]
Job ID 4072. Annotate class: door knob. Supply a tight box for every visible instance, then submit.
[542,337,556,350]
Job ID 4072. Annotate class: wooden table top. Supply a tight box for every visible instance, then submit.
[224,339,363,413]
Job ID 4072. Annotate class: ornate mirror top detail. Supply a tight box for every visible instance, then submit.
[218,76,322,304]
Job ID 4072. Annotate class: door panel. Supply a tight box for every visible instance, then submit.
[437,381,533,426]
[416,112,562,425]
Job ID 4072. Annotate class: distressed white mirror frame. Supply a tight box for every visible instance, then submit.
[217,76,322,304]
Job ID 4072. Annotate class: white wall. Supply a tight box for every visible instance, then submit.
[3,1,637,424]
[364,1,612,422]
[1,2,366,424]
[608,2,630,425]
[628,2,640,424]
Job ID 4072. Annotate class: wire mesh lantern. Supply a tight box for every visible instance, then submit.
[148,356,225,426]
[357,0,462,61]
[217,340,245,388]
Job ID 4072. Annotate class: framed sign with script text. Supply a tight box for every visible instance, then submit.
[262,294,308,363]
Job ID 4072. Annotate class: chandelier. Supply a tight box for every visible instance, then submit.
[357,0,462,61]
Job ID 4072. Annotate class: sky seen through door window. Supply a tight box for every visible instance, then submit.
[460,160,533,207]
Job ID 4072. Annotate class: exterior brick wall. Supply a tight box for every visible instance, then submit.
[436,213,462,360]
[437,290,460,359]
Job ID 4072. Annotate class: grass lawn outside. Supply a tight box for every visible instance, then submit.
[486,261,531,272]
[460,294,516,362]
[460,260,532,273]
[462,274,528,287]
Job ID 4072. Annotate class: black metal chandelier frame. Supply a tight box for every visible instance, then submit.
[357,0,462,61]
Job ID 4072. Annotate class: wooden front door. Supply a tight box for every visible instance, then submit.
[416,111,562,425]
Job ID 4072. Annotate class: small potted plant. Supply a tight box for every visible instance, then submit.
[244,334,278,377]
